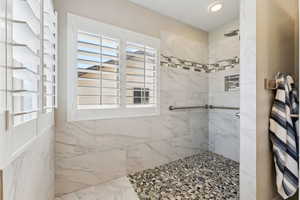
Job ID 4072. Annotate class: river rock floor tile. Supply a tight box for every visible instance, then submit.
[128,151,239,200]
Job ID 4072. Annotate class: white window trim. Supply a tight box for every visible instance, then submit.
[67,13,160,121]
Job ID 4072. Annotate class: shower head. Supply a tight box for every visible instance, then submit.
[224,29,239,37]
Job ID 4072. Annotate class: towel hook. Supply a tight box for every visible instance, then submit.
[264,79,277,90]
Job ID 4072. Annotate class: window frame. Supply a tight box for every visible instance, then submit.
[67,13,160,121]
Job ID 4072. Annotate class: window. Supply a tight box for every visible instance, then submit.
[67,14,160,121]
[76,31,120,109]
[126,42,157,107]
[3,0,57,128]
[132,88,150,104]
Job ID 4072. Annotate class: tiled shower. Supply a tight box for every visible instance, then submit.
[55,18,240,198]
[55,32,211,195]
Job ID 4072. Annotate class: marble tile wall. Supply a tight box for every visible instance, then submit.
[55,31,210,196]
[2,127,55,200]
[208,20,240,162]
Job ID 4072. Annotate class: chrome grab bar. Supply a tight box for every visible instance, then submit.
[169,105,209,110]
[169,105,240,111]
[209,105,240,110]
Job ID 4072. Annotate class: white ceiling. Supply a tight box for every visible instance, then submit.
[128,0,240,31]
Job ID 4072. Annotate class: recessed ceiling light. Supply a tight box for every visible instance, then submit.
[208,1,223,13]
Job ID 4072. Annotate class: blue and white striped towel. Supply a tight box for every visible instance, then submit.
[270,73,299,199]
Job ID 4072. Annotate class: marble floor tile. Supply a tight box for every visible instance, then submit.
[56,177,139,200]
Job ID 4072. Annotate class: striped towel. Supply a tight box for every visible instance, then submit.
[270,73,299,199]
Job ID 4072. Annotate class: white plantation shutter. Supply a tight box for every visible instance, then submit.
[9,0,41,126]
[43,0,57,112]
[67,14,160,121]
[126,42,157,106]
[76,31,120,109]
[10,59,39,126]
[3,0,57,128]
[0,0,6,130]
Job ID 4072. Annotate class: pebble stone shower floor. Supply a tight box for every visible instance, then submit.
[128,151,239,200]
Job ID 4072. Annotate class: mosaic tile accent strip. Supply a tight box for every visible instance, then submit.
[128,151,239,200]
[160,54,208,73]
[161,54,239,73]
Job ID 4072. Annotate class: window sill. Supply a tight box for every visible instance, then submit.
[67,105,160,121]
